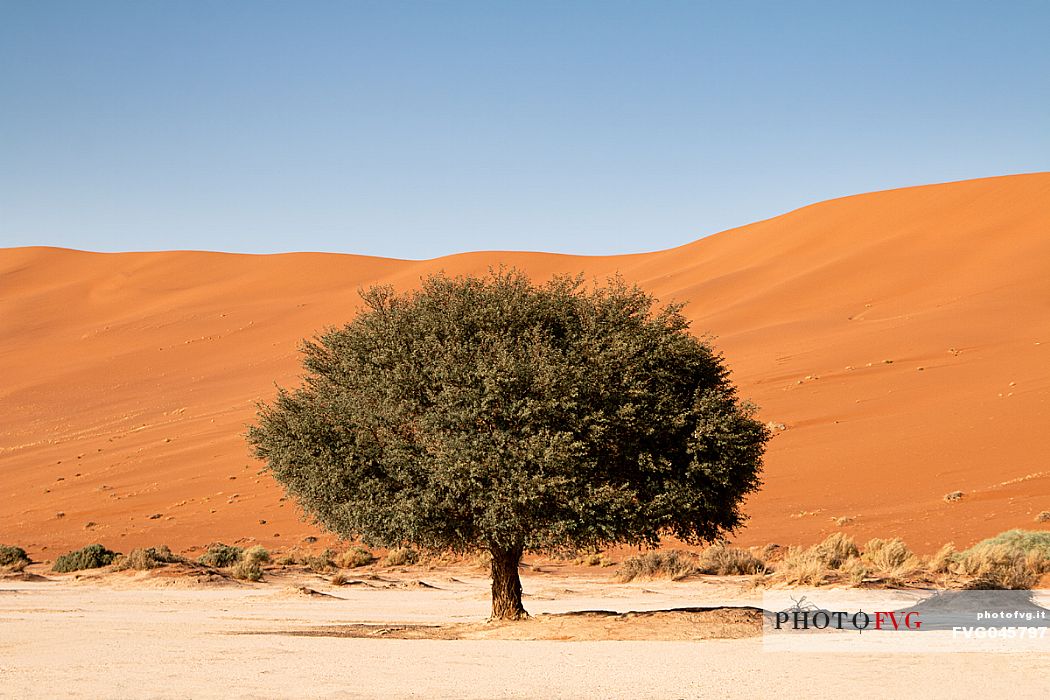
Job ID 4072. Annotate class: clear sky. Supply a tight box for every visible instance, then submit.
[1,1,1047,260]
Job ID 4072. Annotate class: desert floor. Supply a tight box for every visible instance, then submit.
[3,565,1048,699]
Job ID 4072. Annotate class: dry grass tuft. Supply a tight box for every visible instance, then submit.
[197,543,243,568]
[573,552,613,567]
[384,547,420,567]
[334,546,376,568]
[812,533,859,568]
[861,538,915,572]
[695,543,767,575]
[944,491,964,502]
[616,550,698,582]
[771,547,826,586]
[113,545,182,571]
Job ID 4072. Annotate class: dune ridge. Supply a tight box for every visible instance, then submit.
[2,173,1049,555]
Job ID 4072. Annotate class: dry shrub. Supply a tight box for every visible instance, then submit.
[772,547,826,586]
[334,546,375,568]
[695,543,767,575]
[306,549,337,572]
[0,545,30,572]
[928,543,958,574]
[573,552,612,567]
[113,545,182,571]
[760,543,786,562]
[197,543,243,568]
[1035,511,1050,523]
[231,559,263,581]
[944,491,964,502]
[862,538,913,570]
[275,550,306,566]
[384,547,419,566]
[841,558,871,585]
[52,544,119,573]
[958,545,1039,590]
[331,572,349,586]
[242,545,270,565]
[812,533,859,568]
[615,550,697,582]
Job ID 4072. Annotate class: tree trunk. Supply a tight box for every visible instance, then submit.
[489,544,527,620]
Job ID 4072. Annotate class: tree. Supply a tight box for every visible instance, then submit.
[247,270,768,620]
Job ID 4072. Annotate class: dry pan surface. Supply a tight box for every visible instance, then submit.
[2,566,1048,699]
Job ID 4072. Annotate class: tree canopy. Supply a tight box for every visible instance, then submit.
[248,270,768,619]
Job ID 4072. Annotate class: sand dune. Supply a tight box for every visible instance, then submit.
[2,173,1049,556]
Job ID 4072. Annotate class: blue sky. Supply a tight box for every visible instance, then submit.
[1,1,1047,259]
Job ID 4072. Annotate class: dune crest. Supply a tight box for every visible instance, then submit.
[3,173,1049,554]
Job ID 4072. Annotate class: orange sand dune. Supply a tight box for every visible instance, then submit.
[3,173,1049,556]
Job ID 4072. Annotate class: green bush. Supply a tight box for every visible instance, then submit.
[52,544,119,573]
[0,545,30,571]
[967,530,1050,559]
[197,543,244,568]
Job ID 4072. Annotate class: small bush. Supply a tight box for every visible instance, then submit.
[841,558,871,584]
[113,545,181,571]
[929,543,958,574]
[695,543,767,575]
[331,572,349,586]
[334,546,375,568]
[231,559,263,581]
[862,538,914,571]
[968,530,1050,559]
[197,543,243,568]
[384,547,419,567]
[242,545,270,566]
[959,545,1039,590]
[615,550,697,582]
[1035,511,1050,523]
[772,547,826,586]
[52,544,119,573]
[306,549,337,572]
[944,491,964,502]
[812,533,859,568]
[573,552,611,567]
[0,545,30,571]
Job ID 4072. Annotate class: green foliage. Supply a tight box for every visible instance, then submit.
[197,543,243,568]
[52,544,119,573]
[248,270,767,561]
[966,530,1050,559]
[0,545,30,571]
